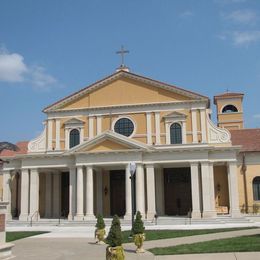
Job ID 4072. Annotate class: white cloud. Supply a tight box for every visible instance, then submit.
[218,30,260,46]
[232,30,260,45]
[0,48,58,90]
[253,114,260,119]
[30,66,57,87]
[180,10,193,18]
[0,51,28,82]
[225,10,257,24]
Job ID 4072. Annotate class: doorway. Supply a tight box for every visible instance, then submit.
[164,168,192,216]
[61,172,69,217]
[110,170,126,217]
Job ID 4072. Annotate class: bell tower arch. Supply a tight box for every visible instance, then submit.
[214,92,244,130]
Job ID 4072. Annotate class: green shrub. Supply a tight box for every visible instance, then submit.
[106,215,123,247]
[95,214,105,229]
[132,211,145,235]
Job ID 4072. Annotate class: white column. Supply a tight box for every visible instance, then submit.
[191,109,198,143]
[146,164,156,220]
[85,166,95,220]
[45,173,52,218]
[146,112,152,145]
[29,169,40,220]
[55,119,61,150]
[190,163,201,218]
[228,161,240,217]
[3,170,12,220]
[96,169,103,215]
[201,162,216,218]
[155,167,164,215]
[165,123,170,144]
[65,128,69,150]
[182,121,187,144]
[200,109,207,143]
[80,127,84,144]
[88,116,94,139]
[52,173,60,218]
[68,167,76,220]
[19,169,29,221]
[47,119,53,150]
[124,164,132,220]
[75,166,84,220]
[97,116,102,135]
[155,112,161,145]
[136,164,145,217]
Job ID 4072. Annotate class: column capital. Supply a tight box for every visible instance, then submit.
[145,163,154,169]
[190,162,199,167]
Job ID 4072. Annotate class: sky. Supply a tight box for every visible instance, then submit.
[1,0,260,143]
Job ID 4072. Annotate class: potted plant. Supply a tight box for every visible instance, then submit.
[106,215,125,260]
[95,214,106,244]
[132,211,145,253]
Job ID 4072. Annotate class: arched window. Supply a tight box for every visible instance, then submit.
[170,123,182,144]
[69,129,80,148]
[114,118,134,137]
[222,105,238,113]
[253,177,260,201]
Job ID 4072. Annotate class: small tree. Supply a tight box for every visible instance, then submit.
[95,214,105,229]
[95,214,106,244]
[132,211,145,253]
[106,215,123,247]
[132,211,145,235]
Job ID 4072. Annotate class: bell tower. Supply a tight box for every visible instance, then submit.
[214,92,244,130]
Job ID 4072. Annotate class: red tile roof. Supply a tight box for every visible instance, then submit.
[230,129,260,152]
[0,141,28,157]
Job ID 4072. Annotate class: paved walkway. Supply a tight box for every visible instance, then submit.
[11,228,260,259]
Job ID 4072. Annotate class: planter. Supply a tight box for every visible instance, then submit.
[106,246,125,260]
[95,228,106,244]
[133,233,145,253]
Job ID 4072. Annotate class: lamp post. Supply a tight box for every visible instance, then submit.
[129,162,136,234]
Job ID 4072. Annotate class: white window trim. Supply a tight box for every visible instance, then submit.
[64,121,84,150]
[112,116,136,138]
[165,119,186,145]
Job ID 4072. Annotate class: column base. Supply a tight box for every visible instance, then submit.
[202,210,217,218]
[29,214,40,221]
[74,214,84,221]
[68,214,74,221]
[19,214,29,221]
[124,213,132,220]
[191,210,201,219]
[84,214,96,221]
[5,213,12,221]
[230,209,241,218]
[146,212,156,221]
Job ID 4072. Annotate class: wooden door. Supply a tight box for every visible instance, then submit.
[110,170,126,217]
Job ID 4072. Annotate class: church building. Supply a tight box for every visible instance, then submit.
[1,65,260,222]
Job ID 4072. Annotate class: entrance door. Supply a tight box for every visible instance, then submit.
[110,170,126,217]
[61,172,69,217]
[164,168,192,216]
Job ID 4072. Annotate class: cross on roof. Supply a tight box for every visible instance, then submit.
[116,45,129,67]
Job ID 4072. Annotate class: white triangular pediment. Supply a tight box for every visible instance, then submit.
[67,130,152,153]
[163,111,187,119]
[64,118,85,125]
[44,71,209,112]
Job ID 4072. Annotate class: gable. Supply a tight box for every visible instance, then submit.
[44,71,208,112]
[83,139,131,152]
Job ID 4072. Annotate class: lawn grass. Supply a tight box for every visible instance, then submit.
[6,231,49,242]
[122,227,255,243]
[149,234,260,255]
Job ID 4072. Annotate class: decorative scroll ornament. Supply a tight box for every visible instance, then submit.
[206,113,231,143]
[28,126,46,153]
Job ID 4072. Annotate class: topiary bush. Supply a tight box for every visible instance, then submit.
[132,211,145,235]
[106,215,123,247]
[95,214,106,229]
